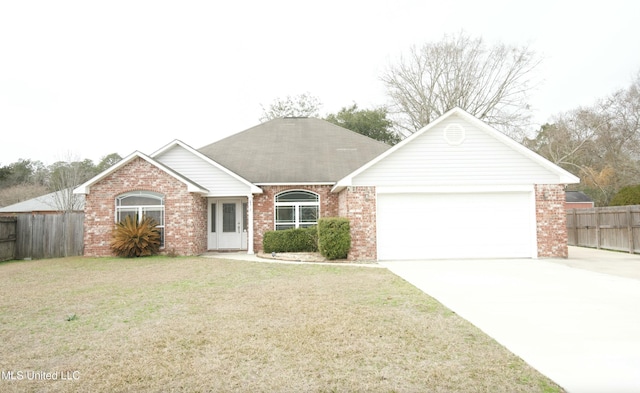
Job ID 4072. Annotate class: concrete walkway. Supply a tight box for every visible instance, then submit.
[200,251,384,268]
[380,247,640,393]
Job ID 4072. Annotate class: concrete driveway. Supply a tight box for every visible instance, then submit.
[380,247,640,393]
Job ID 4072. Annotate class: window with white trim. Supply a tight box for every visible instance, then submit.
[275,190,319,230]
[115,191,165,246]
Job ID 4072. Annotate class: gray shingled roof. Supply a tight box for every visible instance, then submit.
[198,117,392,183]
[0,189,85,213]
[566,191,593,203]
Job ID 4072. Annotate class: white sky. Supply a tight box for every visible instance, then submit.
[1,0,639,166]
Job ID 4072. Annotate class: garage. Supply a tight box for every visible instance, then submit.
[376,190,535,260]
[332,108,581,261]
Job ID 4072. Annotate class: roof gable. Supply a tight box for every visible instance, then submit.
[74,151,209,195]
[198,118,391,183]
[334,107,579,191]
[152,140,262,194]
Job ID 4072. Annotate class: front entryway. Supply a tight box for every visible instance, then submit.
[207,198,248,250]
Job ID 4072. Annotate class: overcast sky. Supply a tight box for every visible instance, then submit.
[1,0,639,166]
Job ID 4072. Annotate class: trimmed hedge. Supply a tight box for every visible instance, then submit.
[318,217,351,260]
[263,226,318,253]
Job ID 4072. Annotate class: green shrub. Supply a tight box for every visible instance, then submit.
[263,226,318,253]
[111,215,161,257]
[609,185,640,206]
[318,218,351,260]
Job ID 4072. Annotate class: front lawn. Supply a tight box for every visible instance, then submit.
[0,257,563,392]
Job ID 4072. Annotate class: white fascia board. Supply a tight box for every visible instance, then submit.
[152,139,263,194]
[73,151,209,195]
[255,182,336,186]
[375,185,535,194]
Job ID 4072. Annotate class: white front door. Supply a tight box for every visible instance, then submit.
[208,199,246,250]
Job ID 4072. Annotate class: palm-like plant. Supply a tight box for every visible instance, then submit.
[111,215,161,257]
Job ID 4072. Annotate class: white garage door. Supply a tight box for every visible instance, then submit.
[377,192,535,260]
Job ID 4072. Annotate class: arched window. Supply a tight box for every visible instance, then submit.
[115,191,165,246]
[275,190,319,230]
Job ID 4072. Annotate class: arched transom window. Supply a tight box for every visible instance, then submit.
[275,190,319,230]
[115,191,165,246]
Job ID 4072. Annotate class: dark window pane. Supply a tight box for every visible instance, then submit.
[275,191,318,203]
[118,195,163,206]
[142,208,163,225]
[211,204,216,233]
[242,202,248,231]
[299,206,318,223]
[117,208,137,223]
[223,203,236,232]
[275,206,294,223]
[158,228,164,248]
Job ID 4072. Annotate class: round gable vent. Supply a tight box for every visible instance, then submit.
[443,123,466,145]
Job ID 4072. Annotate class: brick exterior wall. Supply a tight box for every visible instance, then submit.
[83,157,207,257]
[252,185,339,253]
[338,186,377,261]
[535,184,569,258]
[83,159,569,261]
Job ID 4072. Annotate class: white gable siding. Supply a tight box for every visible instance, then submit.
[156,146,252,196]
[352,114,563,187]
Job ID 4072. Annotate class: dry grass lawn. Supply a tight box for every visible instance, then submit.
[0,256,563,392]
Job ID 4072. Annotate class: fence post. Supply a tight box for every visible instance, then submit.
[595,207,600,249]
[573,209,578,246]
[627,206,633,254]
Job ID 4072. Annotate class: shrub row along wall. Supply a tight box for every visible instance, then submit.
[263,227,318,253]
[263,218,350,260]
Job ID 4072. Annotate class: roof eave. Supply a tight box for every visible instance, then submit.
[333,107,581,188]
[73,151,210,195]
[152,139,263,194]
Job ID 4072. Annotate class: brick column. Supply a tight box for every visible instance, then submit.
[535,184,568,258]
[338,186,377,261]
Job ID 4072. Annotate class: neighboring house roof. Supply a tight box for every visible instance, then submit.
[74,151,209,195]
[334,107,580,191]
[566,191,593,203]
[0,189,85,213]
[197,117,392,184]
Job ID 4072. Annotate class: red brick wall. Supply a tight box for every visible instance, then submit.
[536,184,568,258]
[83,157,207,257]
[252,185,339,253]
[338,186,377,261]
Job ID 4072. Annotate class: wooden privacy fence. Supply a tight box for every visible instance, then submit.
[567,205,640,253]
[13,213,84,260]
[0,216,17,261]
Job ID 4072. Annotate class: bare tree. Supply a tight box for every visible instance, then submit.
[259,92,322,122]
[526,71,640,205]
[0,183,49,208]
[381,32,542,138]
[48,153,95,212]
